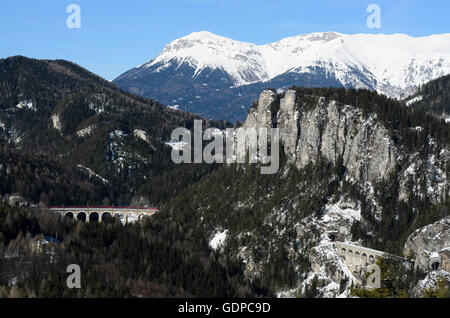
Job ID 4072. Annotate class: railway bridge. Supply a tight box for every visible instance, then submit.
[334,242,386,270]
[48,206,158,224]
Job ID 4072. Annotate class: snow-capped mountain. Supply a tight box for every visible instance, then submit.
[144,31,268,86]
[114,31,450,121]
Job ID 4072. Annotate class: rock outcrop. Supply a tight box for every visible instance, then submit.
[51,114,62,132]
[243,90,278,130]
[243,89,397,184]
[295,199,362,245]
[308,243,358,285]
[411,270,450,297]
[225,89,448,297]
[403,217,450,272]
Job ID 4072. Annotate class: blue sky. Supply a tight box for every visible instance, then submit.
[1,0,449,80]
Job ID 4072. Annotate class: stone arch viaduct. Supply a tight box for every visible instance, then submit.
[335,242,386,269]
[48,206,158,224]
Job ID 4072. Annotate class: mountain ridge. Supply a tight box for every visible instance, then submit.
[0,56,222,207]
[114,31,450,121]
[132,31,450,89]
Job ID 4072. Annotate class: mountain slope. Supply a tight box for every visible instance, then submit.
[0,56,221,206]
[405,75,450,122]
[162,87,450,297]
[114,31,450,121]
[0,56,255,298]
[1,56,449,298]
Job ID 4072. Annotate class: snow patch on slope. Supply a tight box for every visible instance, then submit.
[16,100,36,111]
[77,165,110,185]
[406,95,423,107]
[306,199,362,244]
[76,125,96,137]
[165,140,188,151]
[133,129,156,151]
[209,229,228,251]
[323,201,361,223]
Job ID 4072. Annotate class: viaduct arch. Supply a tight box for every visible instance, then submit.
[334,242,385,269]
[48,206,158,225]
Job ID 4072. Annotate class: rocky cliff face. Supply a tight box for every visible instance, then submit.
[411,270,450,297]
[235,89,449,296]
[191,88,449,298]
[403,217,450,272]
[307,244,360,294]
[243,89,397,184]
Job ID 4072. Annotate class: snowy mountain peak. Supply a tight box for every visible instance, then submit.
[114,31,450,121]
[138,31,450,96]
[181,30,239,42]
[297,31,343,42]
[145,31,267,85]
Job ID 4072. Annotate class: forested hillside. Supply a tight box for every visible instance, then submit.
[160,87,450,296]
[0,56,227,206]
[0,141,108,205]
[1,57,448,298]
[0,56,254,298]
[407,75,450,120]
[0,203,255,297]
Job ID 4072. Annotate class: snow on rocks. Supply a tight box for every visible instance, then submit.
[209,229,228,252]
[399,152,449,203]
[133,129,150,143]
[16,100,36,111]
[165,140,189,151]
[106,130,147,172]
[51,114,62,132]
[76,124,96,137]
[299,199,362,245]
[309,243,359,287]
[133,129,156,151]
[276,288,299,298]
[403,216,450,271]
[411,270,450,297]
[406,95,423,107]
[167,105,180,110]
[109,130,127,139]
[323,200,361,223]
[300,270,345,298]
[77,165,110,185]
